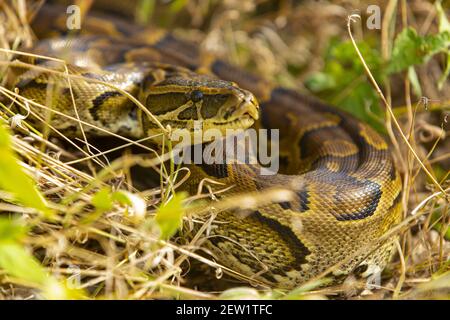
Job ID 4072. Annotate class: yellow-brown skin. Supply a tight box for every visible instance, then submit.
[9,4,403,289]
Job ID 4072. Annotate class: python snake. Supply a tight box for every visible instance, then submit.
[5,3,403,289]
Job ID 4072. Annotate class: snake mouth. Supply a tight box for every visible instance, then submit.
[235,96,260,121]
[213,97,259,128]
[215,93,259,128]
[212,113,256,128]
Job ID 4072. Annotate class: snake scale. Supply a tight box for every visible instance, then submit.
[6,3,403,289]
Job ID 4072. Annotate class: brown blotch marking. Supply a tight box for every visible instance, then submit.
[90,91,122,121]
[278,201,292,210]
[298,124,340,159]
[145,92,189,115]
[296,190,310,212]
[136,29,167,45]
[310,170,383,221]
[321,139,359,157]
[206,233,278,283]
[389,162,398,181]
[278,155,290,171]
[124,47,162,64]
[201,94,230,119]
[311,154,359,173]
[17,78,48,90]
[359,124,388,150]
[199,163,229,179]
[178,106,199,120]
[333,174,383,221]
[252,211,310,274]
[83,17,123,37]
[153,34,199,70]
[296,112,341,136]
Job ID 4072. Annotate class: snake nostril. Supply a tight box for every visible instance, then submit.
[353,264,369,276]
[224,107,236,120]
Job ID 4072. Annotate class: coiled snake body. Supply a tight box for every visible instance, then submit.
[8,4,402,289]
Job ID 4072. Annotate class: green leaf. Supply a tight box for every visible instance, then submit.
[136,0,155,24]
[438,53,450,90]
[169,0,188,13]
[81,187,114,224]
[42,279,87,300]
[0,124,53,218]
[113,190,146,219]
[0,219,86,299]
[436,1,450,34]
[85,188,147,224]
[91,187,114,212]
[155,192,187,240]
[438,222,450,241]
[436,1,450,89]
[408,67,422,97]
[431,209,450,241]
[305,40,385,133]
[0,218,28,242]
[388,27,450,73]
[304,72,336,92]
[111,190,133,206]
[0,241,48,286]
[282,278,331,300]
[0,241,86,299]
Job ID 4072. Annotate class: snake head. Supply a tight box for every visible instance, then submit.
[140,68,259,135]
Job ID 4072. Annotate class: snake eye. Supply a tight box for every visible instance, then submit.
[190,90,203,103]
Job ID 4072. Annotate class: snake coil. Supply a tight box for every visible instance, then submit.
[7,3,403,288]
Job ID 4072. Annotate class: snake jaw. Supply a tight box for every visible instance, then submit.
[211,94,259,130]
[235,93,259,121]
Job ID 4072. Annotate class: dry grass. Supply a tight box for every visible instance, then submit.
[0,0,448,299]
